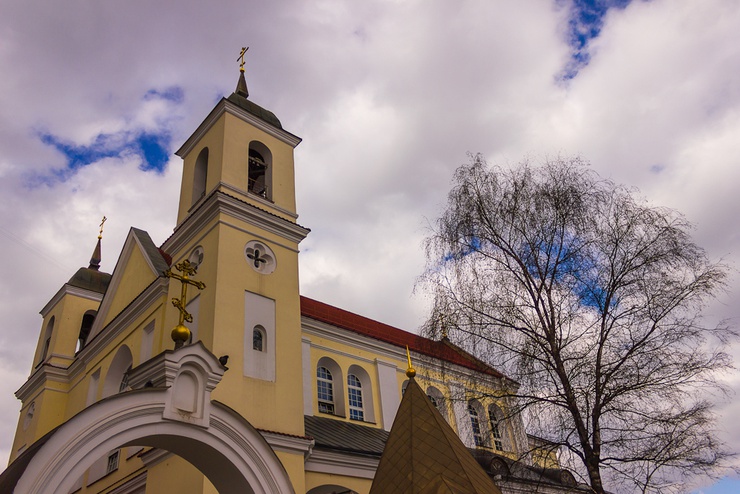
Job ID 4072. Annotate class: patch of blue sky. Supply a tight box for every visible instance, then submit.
[693,478,740,494]
[442,236,483,263]
[559,0,634,80]
[143,86,184,104]
[36,127,171,184]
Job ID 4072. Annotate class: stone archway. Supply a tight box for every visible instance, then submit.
[8,343,296,494]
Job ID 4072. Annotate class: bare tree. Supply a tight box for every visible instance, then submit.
[421,155,735,493]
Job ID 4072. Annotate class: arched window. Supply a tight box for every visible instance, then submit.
[39,316,55,364]
[426,386,448,421]
[316,357,345,417]
[248,141,272,200]
[488,404,505,451]
[252,326,265,352]
[102,345,133,398]
[119,364,132,393]
[76,311,96,352]
[347,364,375,422]
[317,366,334,415]
[347,374,364,421]
[468,400,487,447]
[192,147,209,205]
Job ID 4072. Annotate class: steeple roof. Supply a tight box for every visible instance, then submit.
[369,376,503,494]
[225,60,282,129]
[67,236,111,294]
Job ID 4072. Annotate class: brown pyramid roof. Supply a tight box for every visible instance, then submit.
[369,376,502,494]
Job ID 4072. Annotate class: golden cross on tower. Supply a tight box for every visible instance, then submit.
[164,260,206,348]
[237,46,249,72]
[98,216,107,239]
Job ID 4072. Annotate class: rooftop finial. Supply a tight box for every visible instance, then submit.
[98,216,107,240]
[88,216,106,270]
[237,46,249,72]
[235,47,250,98]
[406,345,416,379]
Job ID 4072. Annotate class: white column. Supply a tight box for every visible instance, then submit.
[449,382,474,448]
[302,337,313,416]
[375,359,400,431]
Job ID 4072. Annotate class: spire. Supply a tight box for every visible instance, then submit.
[369,373,502,494]
[236,46,249,98]
[88,216,106,270]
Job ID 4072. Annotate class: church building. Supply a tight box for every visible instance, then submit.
[0,59,586,493]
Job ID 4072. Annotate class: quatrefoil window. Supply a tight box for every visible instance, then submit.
[245,241,276,274]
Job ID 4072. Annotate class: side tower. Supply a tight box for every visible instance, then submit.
[11,232,111,458]
[161,59,310,441]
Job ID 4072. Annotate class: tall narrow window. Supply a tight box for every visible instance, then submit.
[468,403,484,447]
[77,311,96,352]
[252,326,265,351]
[247,141,272,200]
[347,374,364,421]
[39,316,55,365]
[317,366,335,414]
[248,149,268,197]
[192,147,208,205]
[490,415,503,451]
[489,404,505,451]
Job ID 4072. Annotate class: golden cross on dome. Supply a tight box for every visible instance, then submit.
[164,260,206,348]
[98,216,107,239]
[237,46,249,72]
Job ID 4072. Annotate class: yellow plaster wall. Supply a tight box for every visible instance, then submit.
[145,455,215,494]
[275,451,306,494]
[206,222,305,436]
[100,244,159,329]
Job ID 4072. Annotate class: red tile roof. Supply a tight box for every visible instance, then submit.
[300,296,504,379]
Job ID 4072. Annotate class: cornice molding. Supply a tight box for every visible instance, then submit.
[16,364,71,402]
[165,191,309,256]
[176,99,301,159]
[259,430,314,458]
[40,284,104,318]
[218,181,299,220]
[304,448,380,479]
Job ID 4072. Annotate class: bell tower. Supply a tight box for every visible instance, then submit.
[160,51,310,443]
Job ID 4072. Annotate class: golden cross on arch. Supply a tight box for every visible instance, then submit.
[164,259,206,348]
[237,46,249,72]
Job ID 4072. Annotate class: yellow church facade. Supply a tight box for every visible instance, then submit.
[1,69,585,494]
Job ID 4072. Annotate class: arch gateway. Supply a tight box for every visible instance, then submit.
[2,343,296,494]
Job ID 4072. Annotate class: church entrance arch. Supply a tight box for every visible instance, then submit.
[11,343,296,494]
[13,389,294,494]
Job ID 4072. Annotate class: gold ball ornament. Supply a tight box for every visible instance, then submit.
[171,324,191,344]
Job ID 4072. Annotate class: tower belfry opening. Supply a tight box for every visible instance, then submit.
[248,148,268,197]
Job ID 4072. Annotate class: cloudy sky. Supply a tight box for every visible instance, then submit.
[1,0,739,491]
